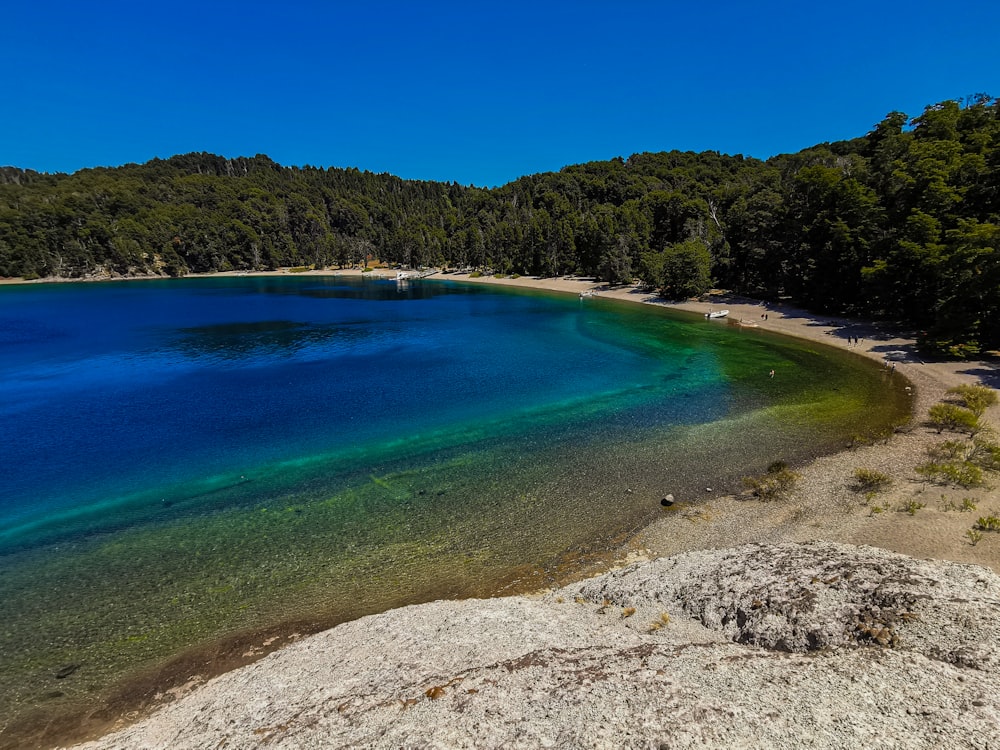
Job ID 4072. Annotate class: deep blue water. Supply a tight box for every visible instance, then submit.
[0,275,721,551]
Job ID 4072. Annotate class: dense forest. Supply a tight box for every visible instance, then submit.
[1,96,998,356]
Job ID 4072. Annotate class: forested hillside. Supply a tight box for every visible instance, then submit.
[1,97,997,355]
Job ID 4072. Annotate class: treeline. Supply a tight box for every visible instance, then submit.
[1,96,998,356]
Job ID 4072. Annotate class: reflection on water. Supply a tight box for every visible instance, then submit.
[173,320,375,359]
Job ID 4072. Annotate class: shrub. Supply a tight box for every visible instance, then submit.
[849,427,897,449]
[946,384,998,417]
[968,437,1000,471]
[469,271,483,278]
[927,440,967,462]
[900,500,926,516]
[975,514,1000,532]
[743,462,800,501]
[648,612,671,632]
[926,437,1000,474]
[853,468,892,494]
[928,403,982,435]
[966,529,983,546]
[944,497,979,512]
[848,433,871,449]
[919,336,982,359]
[916,460,984,488]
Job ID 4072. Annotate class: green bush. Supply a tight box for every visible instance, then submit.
[945,496,980,512]
[968,437,1000,471]
[900,500,926,515]
[916,460,984,488]
[928,403,982,435]
[975,514,1000,532]
[926,440,967,461]
[849,426,896,449]
[918,337,982,360]
[922,436,1000,482]
[946,384,998,417]
[869,500,891,516]
[853,468,892,494]
[469,271,483,278]
[743,462,800,501]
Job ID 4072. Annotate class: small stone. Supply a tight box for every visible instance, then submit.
[54,664,79,680]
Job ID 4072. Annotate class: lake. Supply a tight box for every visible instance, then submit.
[0,275,910,746]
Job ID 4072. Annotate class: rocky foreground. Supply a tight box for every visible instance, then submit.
[73,542,1000,749]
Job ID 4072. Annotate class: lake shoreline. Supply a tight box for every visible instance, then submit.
[8,266,1000,589]
[436,271,1000,576]
[4,269,997,749]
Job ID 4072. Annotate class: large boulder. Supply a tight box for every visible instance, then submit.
[71,542,1000,749]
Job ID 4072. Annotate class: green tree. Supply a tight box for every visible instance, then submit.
[597,234,633,285]
[641,238,712,299]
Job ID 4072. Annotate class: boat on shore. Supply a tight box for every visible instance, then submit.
[396,269,440,281]
[705,309,729,319]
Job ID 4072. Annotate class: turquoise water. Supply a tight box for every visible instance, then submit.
[0,276,910,746]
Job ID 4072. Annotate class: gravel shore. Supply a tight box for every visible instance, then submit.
[444,273,1000,576]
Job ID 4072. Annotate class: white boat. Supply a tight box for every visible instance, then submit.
[705,309,729,319]
[396,269,439,281]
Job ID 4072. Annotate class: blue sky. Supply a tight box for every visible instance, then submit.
[3,1,998,186]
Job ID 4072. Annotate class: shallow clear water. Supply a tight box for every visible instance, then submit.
[0,276,910,743]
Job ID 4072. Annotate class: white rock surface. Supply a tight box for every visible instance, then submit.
[70,542,1000,749]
